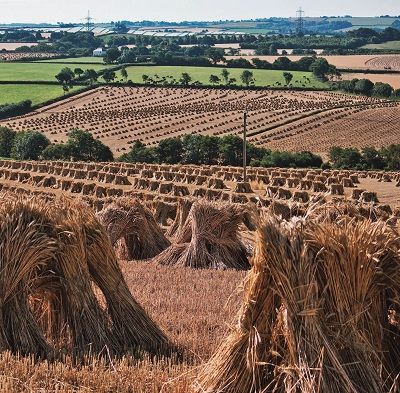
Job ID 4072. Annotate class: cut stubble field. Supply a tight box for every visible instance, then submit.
[2,86,398,158]
[0,261,245,392]
[38,56,107,64]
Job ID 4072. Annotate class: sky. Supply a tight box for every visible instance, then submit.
[0,0,399,23]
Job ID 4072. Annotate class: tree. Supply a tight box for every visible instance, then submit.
[55,67,75,93]
[156,137,183,164]
[218,135,244,166]
[269,43,278,55]
[74,68,84,78]
[119,140,156,163]
[102,69,116,83]
[372,82,393,98]
[393,89,400,97]
[361,147,385,169]
[209,74,221,85]
[221,68,230,85]
[310,58,330,78]
[11,131,50,160]
[226,58,253,68]
[55,67,75,85]
[253,58,272,69]
[142,74,149,84]
[42,143,70,160]
[206,47,225,64]
[104,47,121,64]
[181,134,219,165]
[273,57,292,70]
[240,70,255,87]
[179,72,192,86]
[0,127,16,157]
[283,72,293,86]
[381,144,400,170]
[65,129,113,161]
[328,146,362,169]
[121,66,128,81]
[354,79,374,96]
[114,21,128,33]
[83,69,98,86]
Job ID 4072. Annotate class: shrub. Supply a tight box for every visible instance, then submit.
[0,100,32,120]
[66,129,113,162]
[42,143,70,160]
[0,127,16,157]
[11,131,50,160]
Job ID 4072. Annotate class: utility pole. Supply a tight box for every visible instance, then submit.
[85,10,94,32]
[243,111,247,183]
[296,7,304,36]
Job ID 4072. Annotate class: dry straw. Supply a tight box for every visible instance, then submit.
[97,198,170,260]
[155,200,254,269]
[0,194,174,358]
[197,215,400,392]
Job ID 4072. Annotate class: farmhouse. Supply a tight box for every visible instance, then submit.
[93,47,105,57]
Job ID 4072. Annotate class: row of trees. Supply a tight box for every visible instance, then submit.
[0,100,32,120]
[226,56,339,80]
[0,128,113,162]
[141,69,256,87]
[119,134,322,168]
[55,67,129,93]
[105,44,338,81]
[329,146,400,170]
[336,78,400,98]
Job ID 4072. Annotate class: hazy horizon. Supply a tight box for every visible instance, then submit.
[0,0,399,24]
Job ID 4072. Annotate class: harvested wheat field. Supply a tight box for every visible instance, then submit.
[342,72,400,89]
[1,86,397,157]
[0,52,59,61]
[256,101,400,156]
[225,54,400,70]
[0,157,399,391]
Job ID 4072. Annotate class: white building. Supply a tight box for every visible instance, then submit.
[93,47,105,57]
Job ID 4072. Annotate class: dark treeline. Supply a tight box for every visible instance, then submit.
[0,128,113,161]
[0,100,32,120]
[119,134,323,168]
[0,126,322,168]
[334,78,400,98]
[329,146,400,170]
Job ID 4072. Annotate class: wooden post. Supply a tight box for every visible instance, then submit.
[243,111,247,183]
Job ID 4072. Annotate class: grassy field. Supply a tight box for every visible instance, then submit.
[122,66,328,88]
[0,62,108,82]
[0,84,83,106]
[361,41,400,50]
[38,56,106,64]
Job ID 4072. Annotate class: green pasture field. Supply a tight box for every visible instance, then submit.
[361,41,400,50]
[0,84,83,106]
[38,56,106,64]
[0,62,108,82]
[122,65,329,88]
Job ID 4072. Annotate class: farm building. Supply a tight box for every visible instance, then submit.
[93,47,105,57]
